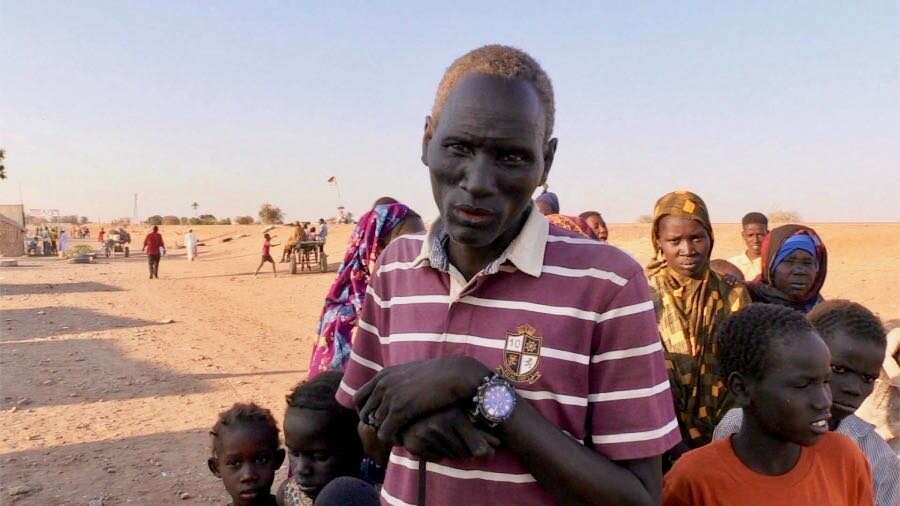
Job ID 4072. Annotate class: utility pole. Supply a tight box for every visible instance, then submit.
[133,194,139,224]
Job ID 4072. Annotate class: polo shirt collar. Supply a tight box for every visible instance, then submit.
[413,205,548,278]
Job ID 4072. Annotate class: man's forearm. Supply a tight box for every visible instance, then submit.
[497,396,659,506]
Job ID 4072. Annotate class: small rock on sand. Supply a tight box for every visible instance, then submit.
[36,311,46,315]
[8,485,32,496]
[88,499,106,506]
[179,492,192,500]
[160,319,175,324]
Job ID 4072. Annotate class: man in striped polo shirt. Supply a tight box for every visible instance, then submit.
[337,45,681,505]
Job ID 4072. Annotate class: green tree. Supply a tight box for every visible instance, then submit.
[162,216,181,225]
[147,215,164,226]
[198,214,217,225]
[235,216,255,225]
[258,203,284,224]
[0,148,6,179]
[78,216,89,225]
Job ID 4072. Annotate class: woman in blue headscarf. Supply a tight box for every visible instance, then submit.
[747,224,827,313]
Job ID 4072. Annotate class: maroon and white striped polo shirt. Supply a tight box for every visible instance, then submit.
[337,206,680,506]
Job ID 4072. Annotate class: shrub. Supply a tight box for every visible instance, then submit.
[146,215,163,226]
[769,210,801,223]
[258,203,284,224]
[66,244,96,258]
[79,216,89,224]
[235,216,255,225]
[637,214,653,224]
[162,216,181,225]
[218,218,232,225]
[180,217,189,225]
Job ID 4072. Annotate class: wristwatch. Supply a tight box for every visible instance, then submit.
[472,373,517,426]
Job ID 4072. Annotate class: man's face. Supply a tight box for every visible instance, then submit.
[746,331,833,447]
[742,223,767,254]
[423,74,556,249]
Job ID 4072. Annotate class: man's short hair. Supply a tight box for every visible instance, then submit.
[807,299,886,348]
[432,45,555,142]
[741,212,768,227]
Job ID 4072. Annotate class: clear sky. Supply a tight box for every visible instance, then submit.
[2,1,898,223]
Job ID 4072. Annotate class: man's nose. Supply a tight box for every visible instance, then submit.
[811,383,832,411]
[461,154,498,198]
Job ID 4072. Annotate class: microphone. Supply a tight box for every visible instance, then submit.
[314,476,379,506]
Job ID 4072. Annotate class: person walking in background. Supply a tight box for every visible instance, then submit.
[727,212,768,280]
[184,229,198,261]
[318,218,328,246]
[98,227,105,243]
[57,229,68,258]
[254,233,277,278]
[143,225,164,279]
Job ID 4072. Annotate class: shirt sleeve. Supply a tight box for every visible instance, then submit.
[335,270,387,410]
[854,449,876,506]
[587,271,681,460]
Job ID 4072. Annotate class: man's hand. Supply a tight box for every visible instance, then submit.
[354,356,490,442]
[399,408,500,462]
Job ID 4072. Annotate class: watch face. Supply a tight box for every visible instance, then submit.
[483,383,516,419]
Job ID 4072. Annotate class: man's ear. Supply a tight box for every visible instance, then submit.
[274,448,286,470]
[421,116,434,166]
[727,371,752,408]
[208,457,220,478]
[539,137,558,186]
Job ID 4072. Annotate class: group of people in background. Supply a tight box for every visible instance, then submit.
[199,44,897,506]
[25,226,66,257]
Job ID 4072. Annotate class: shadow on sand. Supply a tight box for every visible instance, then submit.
[0,306,158,342]
[0,282,123,297]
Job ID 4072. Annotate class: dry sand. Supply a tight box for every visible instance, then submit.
[1,221,898,504]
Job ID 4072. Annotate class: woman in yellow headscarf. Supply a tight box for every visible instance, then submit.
[647,191,750,460]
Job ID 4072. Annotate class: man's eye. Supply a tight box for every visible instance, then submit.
[831,365,846,374]
[227,459,241,468]
[255,455,270,464]
[447,144,471,155]
[501,153,525,163]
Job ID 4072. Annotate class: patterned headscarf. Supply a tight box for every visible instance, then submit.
[546,214,598,240]
[747,224,827,314]
[308,203,412,378]
[645,190,749,448]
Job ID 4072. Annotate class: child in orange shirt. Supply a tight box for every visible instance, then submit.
[663,303,874,506]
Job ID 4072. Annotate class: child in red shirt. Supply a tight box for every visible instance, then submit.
[663,303,874,506]
[255,233,277,278]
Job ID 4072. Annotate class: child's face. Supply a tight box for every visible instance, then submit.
[747,331,833,447]
[741,224,767,253]
[284,408,359,499]
[826,330,883,429]
[208,424,285,506]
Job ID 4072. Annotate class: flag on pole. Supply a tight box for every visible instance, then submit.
[327,176,337,184]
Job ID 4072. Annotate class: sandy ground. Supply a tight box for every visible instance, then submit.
[1,221,897,505]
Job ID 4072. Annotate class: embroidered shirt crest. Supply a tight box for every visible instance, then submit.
[500,324,543,383]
